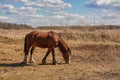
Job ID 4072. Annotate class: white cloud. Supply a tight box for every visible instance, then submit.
[52,15,65,19]
[0,16,18,23]
[0,0,74,26]
[25,0,72,10]
[28,14,45,19]
[13,0,28,2]
[53,11,69,16]
[85,0,120,10]
[84,0,120,25]
[0,4,17,14]
[53,11,85,19]
[8,10,18,14]
[0,4,15,10]
[50,11,85,26]
[0,0,28,3]
[0,16,9,20]
[101,9,120,19]
[18,7,37,16]
[41,0,63,3]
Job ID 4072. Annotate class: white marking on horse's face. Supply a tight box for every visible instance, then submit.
[64,54,71,64]
[69,56,71,64]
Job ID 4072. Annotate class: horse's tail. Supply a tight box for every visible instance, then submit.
[24,35,28,55]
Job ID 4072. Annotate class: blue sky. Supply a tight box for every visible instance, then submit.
[0,0,120,27]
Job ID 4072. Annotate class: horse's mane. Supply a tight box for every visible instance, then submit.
[57,34,68,54]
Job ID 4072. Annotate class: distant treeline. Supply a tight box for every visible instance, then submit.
[37,25,120,30]
[0,22,120,30]
[0,22,32,29]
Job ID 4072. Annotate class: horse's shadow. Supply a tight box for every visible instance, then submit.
[0,62,28,67]
[39,63,66,65]
[0,62,66,67]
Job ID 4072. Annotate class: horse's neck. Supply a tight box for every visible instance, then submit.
[58,37,68,50]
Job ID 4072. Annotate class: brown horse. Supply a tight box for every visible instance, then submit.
[23,31,71,65]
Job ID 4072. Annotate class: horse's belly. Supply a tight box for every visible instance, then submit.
[36,42,49,48]
[35,38,56,48]
[38,44,48,48]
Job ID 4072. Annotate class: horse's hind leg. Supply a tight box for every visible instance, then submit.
[23,45,31,64]
[42,49,50,64]
[29,47,36,63]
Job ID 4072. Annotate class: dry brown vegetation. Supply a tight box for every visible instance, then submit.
[0,26,120,80]
[0,22,32,30]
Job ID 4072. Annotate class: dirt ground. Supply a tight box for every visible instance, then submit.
[0,29,120,80]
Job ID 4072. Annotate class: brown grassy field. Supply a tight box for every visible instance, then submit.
[0,28,120,80]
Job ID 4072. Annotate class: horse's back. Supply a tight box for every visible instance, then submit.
[25,31,59,48]
[26,31,49,39]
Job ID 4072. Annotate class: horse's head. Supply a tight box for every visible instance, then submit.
[62,48,72,64]
[49,31,72,64]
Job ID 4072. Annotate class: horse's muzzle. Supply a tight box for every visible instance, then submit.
[65,58,71,64]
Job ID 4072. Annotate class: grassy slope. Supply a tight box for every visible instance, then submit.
[0,29,120,80]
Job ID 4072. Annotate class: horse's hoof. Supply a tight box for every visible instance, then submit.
[21,61,27,65]
[42,60,46,65]
[52,63,56,65]
[42,62,46,65]
[52,62,58,65]
[52,60,57,65]
[42,63,46,65]
[29,61,34,63]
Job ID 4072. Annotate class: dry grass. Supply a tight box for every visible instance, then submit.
[0,29,120,80]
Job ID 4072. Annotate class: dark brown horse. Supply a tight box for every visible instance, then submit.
[23,31,71,65]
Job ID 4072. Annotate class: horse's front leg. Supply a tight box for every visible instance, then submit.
[42,49,50,64]
[51,48,57,65]
[29,47,36,63]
